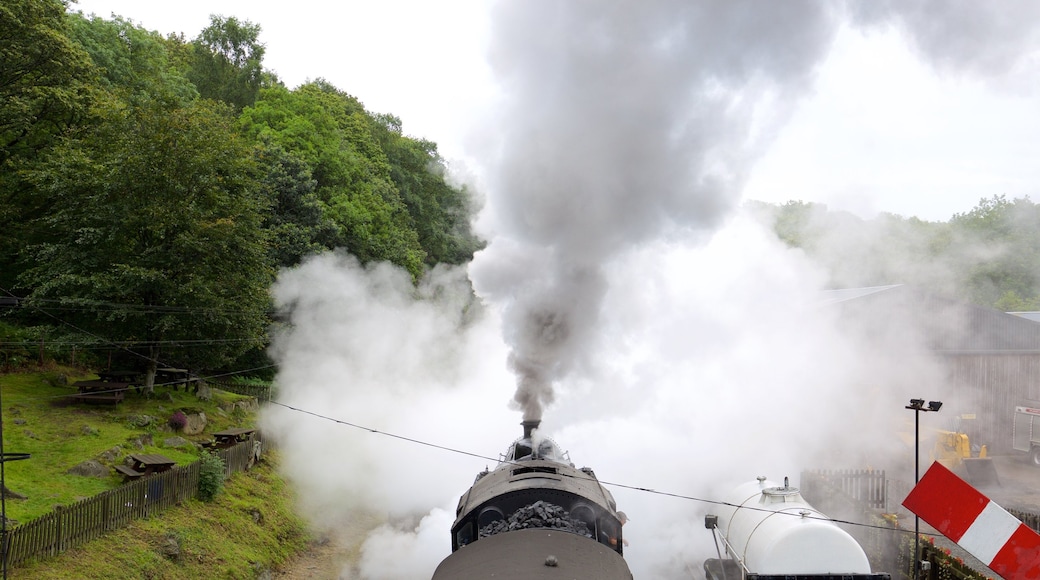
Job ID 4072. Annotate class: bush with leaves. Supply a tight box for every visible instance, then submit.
[197,451,226,502]
[168,411,187,431]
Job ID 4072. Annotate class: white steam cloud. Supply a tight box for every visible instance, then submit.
[264,1,1040,578]
[470,0,843,420]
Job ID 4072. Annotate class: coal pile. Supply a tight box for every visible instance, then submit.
[479,500,593,539]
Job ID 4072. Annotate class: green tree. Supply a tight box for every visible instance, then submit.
[66,12,197,106]
[256,141,337,268]
[187,15,265,110]
[0,0,97,291]
[370,113,483,265]
[951,195,1040,308]
[19,98,272,391]
[0,0,95,166]
[241,81,427,277]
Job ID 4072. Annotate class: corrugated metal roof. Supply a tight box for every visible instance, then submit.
[818,284,903,306]
[824,285,1040,352]
[1009,312,1040,323]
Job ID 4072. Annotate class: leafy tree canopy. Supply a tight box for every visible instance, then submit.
[0,0,95,166]
[187,15,265,110]
[756,195,1040,311]
[18,97,272,377]
[67,12,197,106]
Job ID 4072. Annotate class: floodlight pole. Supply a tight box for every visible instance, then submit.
[906,399,941,580]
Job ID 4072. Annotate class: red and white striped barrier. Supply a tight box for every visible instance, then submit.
[903,461,1040,580]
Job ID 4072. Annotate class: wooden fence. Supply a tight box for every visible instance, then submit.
[801,469,888,510]
[803,468,1040,580]
[2,434,267,569]
[209,380,274,404]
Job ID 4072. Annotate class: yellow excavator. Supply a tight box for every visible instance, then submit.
[930,414,999,487]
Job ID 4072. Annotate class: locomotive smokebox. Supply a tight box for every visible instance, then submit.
[521,419,541,439]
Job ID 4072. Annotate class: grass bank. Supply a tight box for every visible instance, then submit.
[0,366,310,577]
[0,367,258,523]
[14,452,308,579]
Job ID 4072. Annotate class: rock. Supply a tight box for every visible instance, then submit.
[182,412,207,435]
[22,430,37,439]
[126,415,156,428]
[45,374,68,387]
[195,383,212,401]
[11,418,25,425]
[66,460,110,478]
[126,433,153,451]
[96,446,122,463]
[247,508,263,524]
[163,436,193,450]
[160,533,181,562]
[81,424,99,436]
[238,398,260,413]
[163,392,175,402]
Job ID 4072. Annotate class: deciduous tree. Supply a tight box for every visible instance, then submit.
[19,99,272,390]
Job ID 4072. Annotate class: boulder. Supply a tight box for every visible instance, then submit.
[182,412,207,435]
[66,460,109,478]
[128,433,153,450]
[96,446,122,463]
[126,415,156,428]
[195,383,212,401]
[163,436,193,450]
[160,533,181,562]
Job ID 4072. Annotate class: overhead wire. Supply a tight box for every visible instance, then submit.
[0,288,911,536]
[266,399,915,536]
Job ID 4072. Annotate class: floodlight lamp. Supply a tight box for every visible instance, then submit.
[928,401,943,412]
[906,398,925,410]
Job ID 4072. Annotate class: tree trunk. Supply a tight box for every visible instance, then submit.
[144,345,158,395]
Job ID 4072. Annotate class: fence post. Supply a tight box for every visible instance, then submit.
[54,506,63,555]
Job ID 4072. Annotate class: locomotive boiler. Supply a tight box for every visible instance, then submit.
[703,476,890,580]
[432,420,633,579]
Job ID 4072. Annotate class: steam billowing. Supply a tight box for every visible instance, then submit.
[469,1,845,420]
[471,0,1040,423]
[262,1,1040,578]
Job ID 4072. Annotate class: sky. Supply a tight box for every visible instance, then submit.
[69,0,1040,223]
[64,2,1040,578]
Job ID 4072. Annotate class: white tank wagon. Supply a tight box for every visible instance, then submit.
[703,476,890,580]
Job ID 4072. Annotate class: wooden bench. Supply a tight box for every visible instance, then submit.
[73,392,125,404]
[72,380,128,405]
[113,464,144,481]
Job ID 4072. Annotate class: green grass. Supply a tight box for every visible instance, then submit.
[14,452,309,579]
[0,367,263,523]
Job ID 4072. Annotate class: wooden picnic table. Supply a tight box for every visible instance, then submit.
[113,453,176,481]
[210,427,257,449]
[155,368,200,392]
[97,369,143,383]
[71,380,129,405]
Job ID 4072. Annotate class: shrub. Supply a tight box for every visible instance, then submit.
[197,451,226,502]
[168,411,187,431]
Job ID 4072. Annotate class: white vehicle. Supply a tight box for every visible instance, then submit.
[1012,406,1040,465]
[703,476,888,580]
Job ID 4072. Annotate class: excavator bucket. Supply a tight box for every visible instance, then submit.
[961,457,1000,487]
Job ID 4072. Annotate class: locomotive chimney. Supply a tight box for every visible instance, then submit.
[522,419,541,439]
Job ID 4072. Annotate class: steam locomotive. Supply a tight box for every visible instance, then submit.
[432,420,633,579]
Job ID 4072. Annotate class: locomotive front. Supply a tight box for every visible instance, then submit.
[432,420,633,579]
